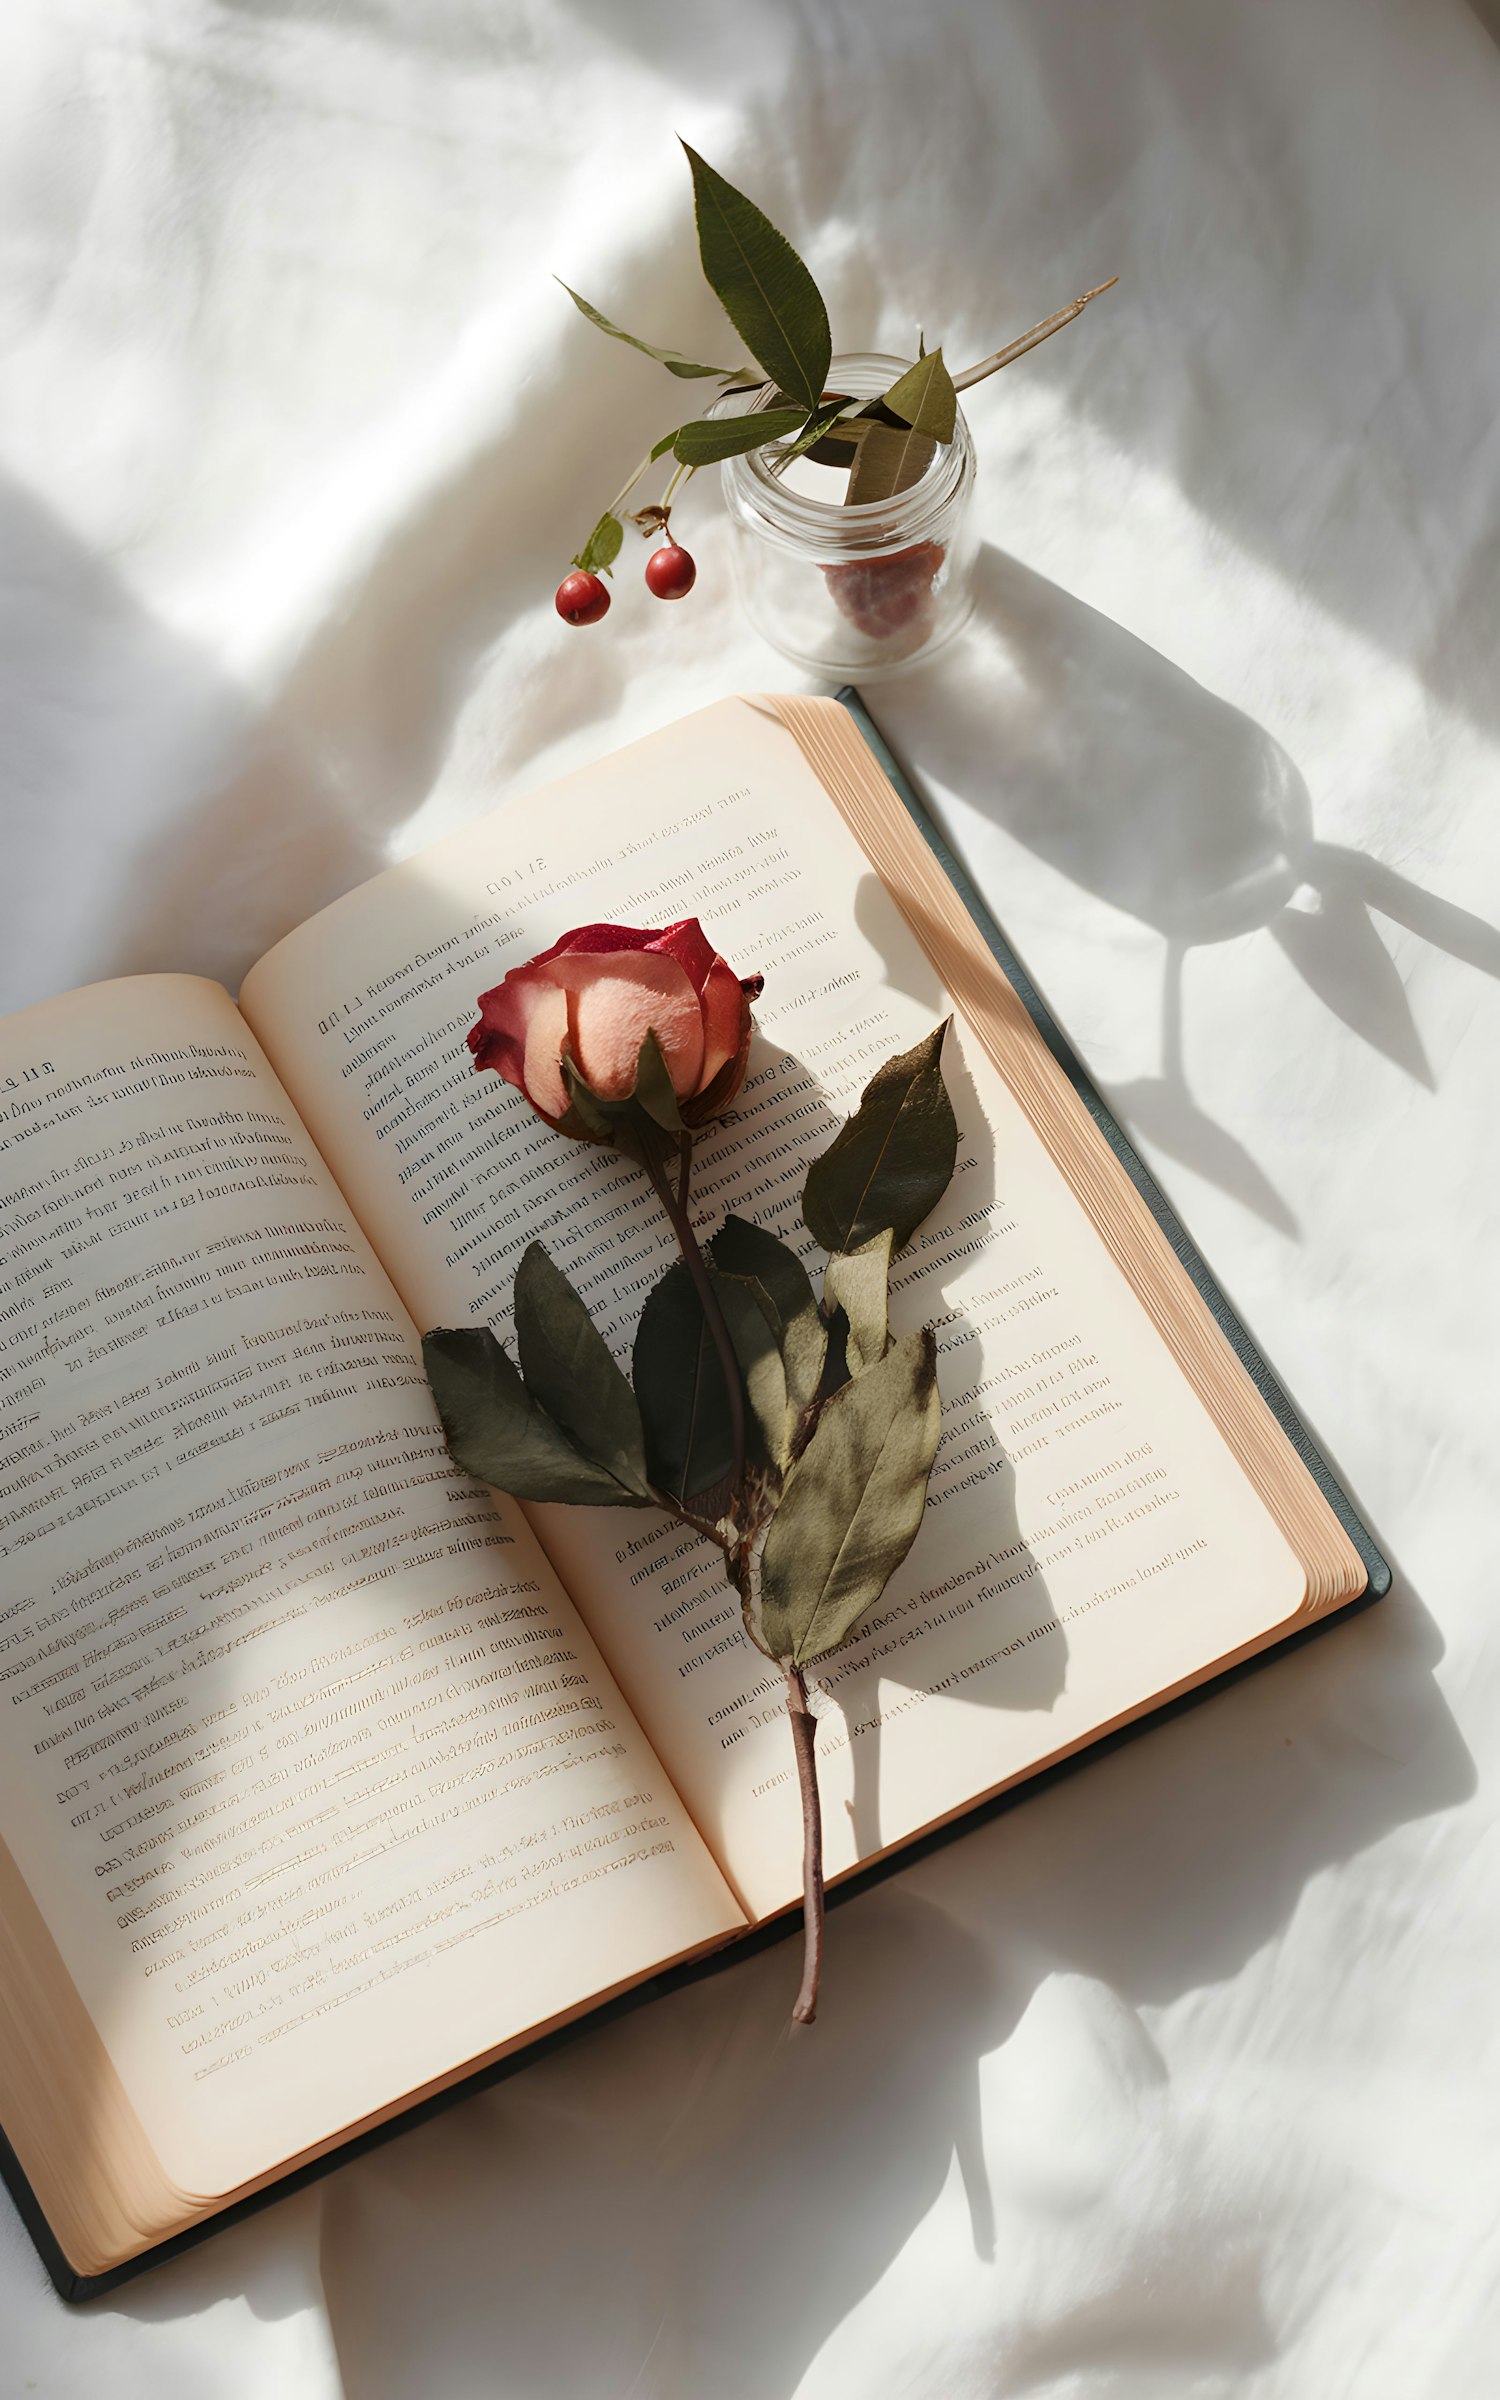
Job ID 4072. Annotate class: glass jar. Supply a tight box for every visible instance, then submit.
[719,352,977,681]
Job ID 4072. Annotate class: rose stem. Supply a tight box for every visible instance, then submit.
[785,1665,825,2024]
[641,1138,747,1510]
[952,278,1117,392]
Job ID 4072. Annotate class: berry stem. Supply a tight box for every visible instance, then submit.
[606,446,667,519]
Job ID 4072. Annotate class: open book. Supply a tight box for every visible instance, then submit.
[0,693,1382,2294]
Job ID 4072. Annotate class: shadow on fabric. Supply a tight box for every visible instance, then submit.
[96,1549,1460,2400]
[878,543,1500,1241]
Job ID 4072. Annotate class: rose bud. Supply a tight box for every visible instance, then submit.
[468,920,763,1137]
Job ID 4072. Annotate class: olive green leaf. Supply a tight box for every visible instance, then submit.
[423,1326,651,1507]
[802,1022,958,1256]
[633,1260,737,1505]
[845,420,937,505]
[717,1269,790,1470]
[671,407,806,465]
[823,1228,893,1374]
[759,1328,942,1664]
[572,511,624,576]
[710,1215,826,1425]
[630,1029,687,1134]
[755,387,865,466]
[682,144,832,411]
[776,396,865,467]
[878,347,958,443]
[513,1244,653,1499]
[817,1304,852,1406]
[802,419,868,466]
[561,1032,683,1152]
[556,280,742,380]
[556,1062,614,1147]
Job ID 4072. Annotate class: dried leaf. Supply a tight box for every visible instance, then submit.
[845,421,937,505]
[672,408,806,465]
[422,1326,650,1507]
[557,280,740,380]
[802,1022,958,1255]
[717,1270,790,1471]
[878,347,957,443]
[561,1032,683,1153]
[682,144,832,410]
[513,1244,652,1499]
[633,1261,737,1506]
[710,1215,826,1429]
[759,1328,941,1663]
[775,396,864,467]
[823,1229,893,1374]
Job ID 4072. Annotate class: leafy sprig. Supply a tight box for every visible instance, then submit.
[555,142,1115,599]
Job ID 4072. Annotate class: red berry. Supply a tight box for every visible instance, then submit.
[555,570,610,626]
[823,541,946,641]
[645,544,697,600]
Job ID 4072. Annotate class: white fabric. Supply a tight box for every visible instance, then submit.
[3,1,1498,2389]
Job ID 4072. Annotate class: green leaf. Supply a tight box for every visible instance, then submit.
[759,1328,941,1664]
[878,347,957,442]
[650,429,681,463]
[557,281,741,380]
[561,1032,683,1154]
[802,1022,959,1255]
[775,397,865,467]
[631,1030,686,1134]
[671,407,805,465]
[572,511,624,575]
[682,144,832,410]
[422,1326,650,1507]
[633,1260,737,1506]
[716,1270,790,1471]
[823,1229,893,1374]
[802,419,868,466]
[710,1215,826,1424]
[557,1061,615,1147]
[513,1244,653,1499]
[817,1304,852,1405]
[845,421,937,505]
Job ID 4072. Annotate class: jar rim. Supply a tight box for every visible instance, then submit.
[720,352,974,554]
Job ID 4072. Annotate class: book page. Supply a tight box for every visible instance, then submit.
[0,976,739,2207]
[242,700,1310,1920]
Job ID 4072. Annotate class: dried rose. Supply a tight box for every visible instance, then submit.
[469,919,762,1133]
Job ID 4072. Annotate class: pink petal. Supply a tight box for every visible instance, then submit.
[548,951,704,1099]
[519,977,571,1120]
[469,963,569,1120]
[696,956,746,1091]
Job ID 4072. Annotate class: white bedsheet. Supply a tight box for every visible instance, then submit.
[4,3,1498,2392]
